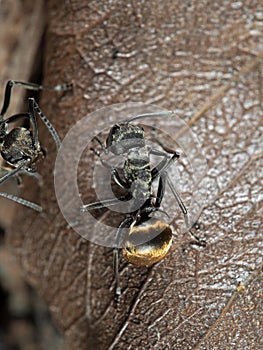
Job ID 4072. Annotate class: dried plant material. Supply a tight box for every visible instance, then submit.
[8,1,263,349]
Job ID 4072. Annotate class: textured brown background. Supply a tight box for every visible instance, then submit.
[2,0,263,349]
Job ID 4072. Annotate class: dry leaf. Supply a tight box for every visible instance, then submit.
[9,1,263,349]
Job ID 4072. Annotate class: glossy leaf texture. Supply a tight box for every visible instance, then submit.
[9,1,263,349]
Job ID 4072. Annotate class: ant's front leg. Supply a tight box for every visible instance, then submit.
[150,149,179,180]
[0,80,71,120]
[93,136,108,154]
[0,191,42,212]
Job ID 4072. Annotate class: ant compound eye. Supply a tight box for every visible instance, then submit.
[122,218,173,266]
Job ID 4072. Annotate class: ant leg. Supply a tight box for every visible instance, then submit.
[0,80,20,118]
[113,215,134,303]
[91,146,129,189]
[1,102,61,150]
[150,148,178,158]
[113,248,121,303]
[150,148,204,244]
[90,147,110,167]
[0,160,30,185]
[0,80,71,119]
[155,172,166,209]
[0,192,42,212]
[81,194,132,212]
[28,99,38,148]
[28,98,61,149]
[149,146,203,244]
[166,175,205,246]
[139,172,169,218]
[3,113,30,124]
[93,136,108,154]
[151,152,179,180]
[0,160,42,212]
[112,169,130,189]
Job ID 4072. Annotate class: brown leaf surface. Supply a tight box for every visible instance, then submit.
[0,0,45,227]
[9,1,263,349]
[0,0,45,114]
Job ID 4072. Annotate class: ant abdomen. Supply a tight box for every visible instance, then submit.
[122,217,173,266]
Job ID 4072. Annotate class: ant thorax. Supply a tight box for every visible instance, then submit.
[123,147,151,203]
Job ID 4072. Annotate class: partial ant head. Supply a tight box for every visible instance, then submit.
[106,123,146,155]
[122,217,173,266]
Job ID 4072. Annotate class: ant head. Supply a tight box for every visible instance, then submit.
[122,217,172,266]
[106,123,146,155]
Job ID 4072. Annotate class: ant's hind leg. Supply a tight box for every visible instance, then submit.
[113,248,121,303]
[166,175,206,246]
[154,172,166,209]
[0,192,42,212]
[113,215,134,303]
[29,98,61,149]
[0,161,30,185]
[151,152,179,180]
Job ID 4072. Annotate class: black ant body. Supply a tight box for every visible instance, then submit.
[81,111,205,302]
[0,80,70,211]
